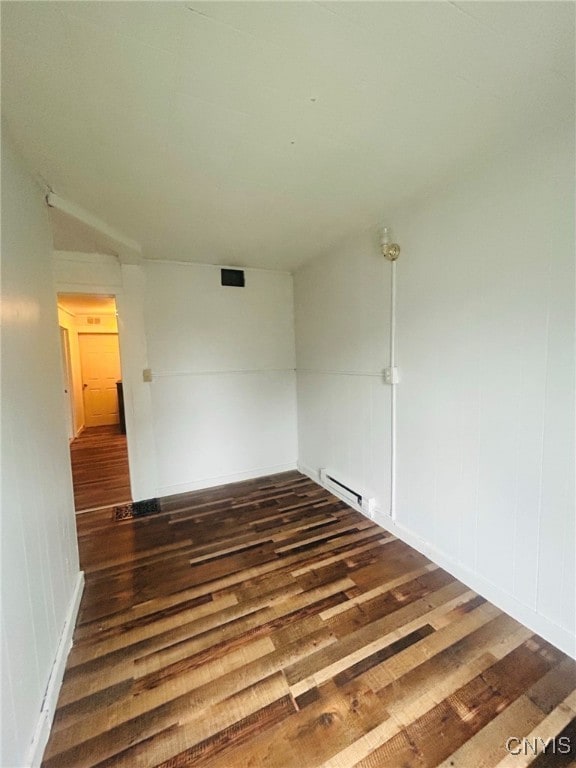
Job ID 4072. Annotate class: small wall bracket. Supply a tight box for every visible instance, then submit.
[382,242,401,261]
[384,367,400,385]
[380,226,401,261]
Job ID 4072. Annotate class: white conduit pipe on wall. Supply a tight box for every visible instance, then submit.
[381,228,401,519]
[390,258,397,519]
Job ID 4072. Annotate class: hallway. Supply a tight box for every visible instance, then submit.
[42,472,576,767]
[70,426,131,511]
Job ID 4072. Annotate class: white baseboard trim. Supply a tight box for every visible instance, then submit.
[27,571,85,768]
[297,463,321,484]
[374,510,576,659]
[299,462,576,660]
[156,463,298,498]
[376,514,576,660]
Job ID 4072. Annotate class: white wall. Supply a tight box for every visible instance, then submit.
[295,229,392,506]
[116,263,159,501]
[1,135,82,767]
[144,262,298,495]
[294,122,575,657]
[52,256,298,499]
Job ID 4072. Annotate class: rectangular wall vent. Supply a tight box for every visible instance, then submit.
[221,268,245,287]
[319,468,376,519]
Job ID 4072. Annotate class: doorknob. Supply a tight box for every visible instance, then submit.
[83,383,88,389]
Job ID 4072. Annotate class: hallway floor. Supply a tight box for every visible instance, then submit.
[43,472,576,767]
[70,425,131,511]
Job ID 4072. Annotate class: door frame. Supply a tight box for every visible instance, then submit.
[59,326,75,439]
[53,253,159,503]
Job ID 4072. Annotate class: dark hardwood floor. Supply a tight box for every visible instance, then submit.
[70,425,132,511]
[43,471,576,767]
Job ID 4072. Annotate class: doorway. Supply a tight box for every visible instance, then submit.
[57,293,132,511]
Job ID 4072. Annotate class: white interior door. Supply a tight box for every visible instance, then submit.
[79,333,121,427]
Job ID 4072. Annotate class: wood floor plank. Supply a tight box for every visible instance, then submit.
[436,666,576,768]
[286,583,471,696]
[41,463,576,768]
[486,691,576,768]
[70,425,131,511]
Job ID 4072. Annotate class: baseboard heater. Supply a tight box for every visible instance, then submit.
[319,468,376,519]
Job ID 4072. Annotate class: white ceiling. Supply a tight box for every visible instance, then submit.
[2,1,574,270]
[57,294,117,316]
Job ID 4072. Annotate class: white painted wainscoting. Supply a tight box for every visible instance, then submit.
[297,370,390,511]
[294,228,393,511]
[2,134,82,767]
[144,262,298,494]
[295,123,575,658]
